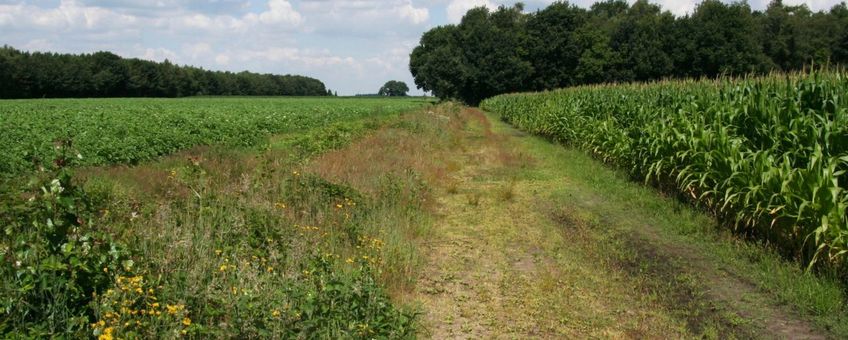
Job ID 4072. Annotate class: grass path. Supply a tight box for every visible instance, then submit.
[411,108,843,339]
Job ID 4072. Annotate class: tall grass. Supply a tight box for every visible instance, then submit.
[482,71,848,274]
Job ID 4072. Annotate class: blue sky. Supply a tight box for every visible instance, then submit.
[0,0,844,95]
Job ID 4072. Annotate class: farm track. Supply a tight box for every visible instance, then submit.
[412,108,829,339]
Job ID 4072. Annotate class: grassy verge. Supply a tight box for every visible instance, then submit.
[0,104,458,338]
[485,111,848,337]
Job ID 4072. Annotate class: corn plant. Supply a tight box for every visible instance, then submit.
[482,70,848,271]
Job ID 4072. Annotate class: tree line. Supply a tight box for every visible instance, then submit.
[0,46,331,98]
[410,0,848,105]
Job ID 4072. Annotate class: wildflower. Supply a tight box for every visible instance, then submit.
[103,267,108,273]
[336,204,343,209]
[266,267,273,273]
[182,317,192,326]
[219,264,228,272]
[166,304,184,315]
[346,258,354,264]
[272,310,281,318]
[215,249,222,256]
[98,327,114,340]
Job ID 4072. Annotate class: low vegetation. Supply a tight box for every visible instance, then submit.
[0,97,427,177]
[0,98,447,337]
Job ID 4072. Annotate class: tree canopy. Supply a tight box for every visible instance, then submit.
[378,81,410,96]
[0,46,330,98]
[410,0,848,105]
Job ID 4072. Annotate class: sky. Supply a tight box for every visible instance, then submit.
[0,0,844,95]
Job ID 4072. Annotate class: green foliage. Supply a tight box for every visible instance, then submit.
[0,144,132,337]
[0,98,430,338]
[0,97,428,176]
[410,0,848,104]
[279,252,417,338]
[481,70,848,274]
[378,81,410,97]
[0,45,329,99]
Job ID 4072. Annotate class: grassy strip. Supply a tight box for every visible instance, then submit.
[486,111,848,337]
[481,71,848,271]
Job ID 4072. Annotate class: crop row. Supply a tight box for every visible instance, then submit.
[481,71,848,269]
[0,97,428,176]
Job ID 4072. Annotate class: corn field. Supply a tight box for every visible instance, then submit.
[481,71,848,271]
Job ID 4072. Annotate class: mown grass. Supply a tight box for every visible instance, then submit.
[485,111,848,337]
[482,71,848,274]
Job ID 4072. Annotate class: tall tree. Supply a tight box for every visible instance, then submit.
[0,46,329,99]
[409,0,848,104]
[610,0,675,81]
[378,81,410,96]
[526,2,586,90]
[410,25,468,100]
[687,0,769,77]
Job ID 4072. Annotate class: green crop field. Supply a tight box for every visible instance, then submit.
[0,97,429,176]
[482,71,848,272]
[0,97,435,338]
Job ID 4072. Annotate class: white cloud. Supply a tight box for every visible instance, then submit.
[184,42,212,60]
[299,0,429,36]
[215,54,231,65]
[252,0,303,26]
[141,47,178,62]
[0,0,138,30]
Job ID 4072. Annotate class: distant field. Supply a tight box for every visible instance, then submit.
[0,97,430,176]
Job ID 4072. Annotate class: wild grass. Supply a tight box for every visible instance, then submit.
[0,102,463,338]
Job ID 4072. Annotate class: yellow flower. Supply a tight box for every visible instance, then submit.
[182,317,192,326]
[219,264,228,272]
[98,331,113,340]
[346,258,354,264]
[215,249,222,256]
[166,304,184,315]
[272,310,281,318]
[336,204,343,209]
